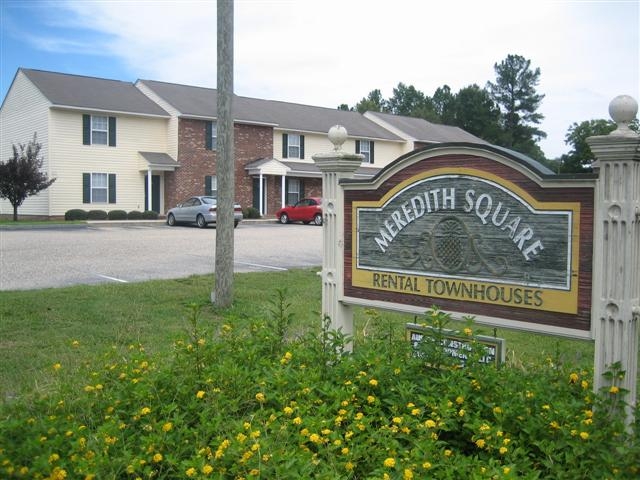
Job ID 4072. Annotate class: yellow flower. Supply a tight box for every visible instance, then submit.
[341,447,349,455]
[345,461,354,471]
[456,396,464,404]
[140,407,151,416]
[580,431,589,440]
[53,363,62,371]
[255,392,266,403]
[369,378,378,386]
[423,461,432,469]
[309,433,321,443]
[493,406,502,414]
[503,467,511,474]
[185,467,197,477]
[152,453,163,463]
[609,385,619,394]
[581,380,589,389]
[250,469,260,476]
[425,419,436,428]
[196,390,206,399]
[162,422,173,432]
[569,372,579,383]
[49,453,60,463]
[202,464,213,475]
[383,457,396,468]
[444,449,452,457]
[283,406,294,416]
[463,327,473,336]
[367,395,376,404]
[392,416,403,424]
[499,446,508,454]
[292,416,302,425]
[403,468,414,479]
[72,340,80,347]
[458,409,465,417]
[411,408,421,416]
[475,439,486,448]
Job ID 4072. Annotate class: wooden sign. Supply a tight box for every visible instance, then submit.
[343,146,595,337]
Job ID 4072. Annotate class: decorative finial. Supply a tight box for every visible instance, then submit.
[608,95,638,137]
[328,125,348,151]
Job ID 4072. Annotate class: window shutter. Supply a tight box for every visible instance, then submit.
[108,117,116,146]
[370,141,375,163]
[300,135,305,159]
[205,122,213,150]
[300,179,305,197]
[83,115,91,145]
[108,174,117,204]
[282,133,288,158]
[205,175,212,195]
[355,140,361,154]
[83,173,91,203]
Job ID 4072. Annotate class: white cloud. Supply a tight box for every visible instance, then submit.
[49,0,640,158]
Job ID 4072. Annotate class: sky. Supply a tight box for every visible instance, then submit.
[0,0,638,159]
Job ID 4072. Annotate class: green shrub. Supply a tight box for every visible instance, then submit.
[87,209,108,220]
[0,307,638,479]
[107,210,127,220]
[243,206,261,219]
[142,210,159,220]
[64,209,88,221]
[127,210,143,220]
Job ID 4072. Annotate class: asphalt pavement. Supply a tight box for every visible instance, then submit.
[0,220,322,290]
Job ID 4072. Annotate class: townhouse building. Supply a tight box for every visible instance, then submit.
[1,68,487,219]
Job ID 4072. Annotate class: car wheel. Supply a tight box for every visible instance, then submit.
[313,213,323,226]
[196,214,207,228]
[167,213,176,226]
[279,213,289,224]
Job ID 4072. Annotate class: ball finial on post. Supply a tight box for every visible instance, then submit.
[328,125,348,151]
[608,95,638,136]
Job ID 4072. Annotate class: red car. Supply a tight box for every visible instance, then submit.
[275,197,323,225]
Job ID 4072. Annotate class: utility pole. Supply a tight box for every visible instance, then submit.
[213,0,234,307]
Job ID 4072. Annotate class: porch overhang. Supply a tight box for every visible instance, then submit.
[245,158,291,176]
[138,152,180,171]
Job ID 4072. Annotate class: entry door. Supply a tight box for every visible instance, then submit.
[252,177,267,215]
[144,175,161,213]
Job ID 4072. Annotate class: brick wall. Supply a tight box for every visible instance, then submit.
[165,119,273,212]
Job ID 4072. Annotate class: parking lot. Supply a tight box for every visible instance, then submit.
[0,221,322,291]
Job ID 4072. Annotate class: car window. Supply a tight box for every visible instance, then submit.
[202,197,217,205]
[296,199,310,207]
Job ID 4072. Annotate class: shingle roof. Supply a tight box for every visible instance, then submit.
[138,80,403,141]
[365,111,488,144]
[139,152,179,167]
[21,69,168,117]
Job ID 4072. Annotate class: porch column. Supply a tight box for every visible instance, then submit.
[281,175,286,207]
[147,168,152,211]
[312,126,362,349]
[259,173,264,216]
[588,95,640,429]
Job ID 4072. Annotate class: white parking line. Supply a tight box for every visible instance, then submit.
[94,273,129,283]
[234,261,288,271]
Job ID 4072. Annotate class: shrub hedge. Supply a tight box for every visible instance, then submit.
[0,306,637,479]
[142,210,159,220]
[127,210,143,220]
[87,210,108,220]
[243,207,261,219]
[107,210,128,220]
[64,209,88,221]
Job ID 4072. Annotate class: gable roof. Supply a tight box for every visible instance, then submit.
[20,69,169,117]
[137,80,403,141]
[365,110,488,144]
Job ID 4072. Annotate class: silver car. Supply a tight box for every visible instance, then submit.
[166,196,243,228]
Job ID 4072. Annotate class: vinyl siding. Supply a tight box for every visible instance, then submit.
[48,109,169,215]
[135,81,179,160]
[273,129,405,168]
[0,70,51,216]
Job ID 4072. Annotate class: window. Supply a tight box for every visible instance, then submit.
[205,175,217,197]
[91,116,108,145]
[83,173,116,204]
[206,121,217,150]
[287,178,302,205]
[282,133,305,159]
[356,140,374,164]
[83,114,116,146]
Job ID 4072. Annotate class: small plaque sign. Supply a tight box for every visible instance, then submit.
[406,323,505,366]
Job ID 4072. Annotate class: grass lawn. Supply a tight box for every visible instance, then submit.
[0,268,598,402]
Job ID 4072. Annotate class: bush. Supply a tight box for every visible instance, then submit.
[127,210,143,220]
[1,306,638,479]
[243,206,261,219]
[64,209,88,221]
[87,209,108,220]
[107,210,127,220]
[141,210,159,220]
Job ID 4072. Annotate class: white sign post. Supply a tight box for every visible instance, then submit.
[588,95,640,428]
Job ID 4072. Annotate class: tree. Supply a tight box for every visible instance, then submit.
[432,85,456,125]
[337,103,352,111]
[557,118,640,173]
[0,133,55,221]
[386,82,437,120]
[354,89,387,114]
[487,54,546,160]
[453,84,502,144]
